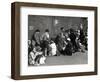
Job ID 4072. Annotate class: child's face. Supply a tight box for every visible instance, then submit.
[36,46,41,51]
[36,32,40,34]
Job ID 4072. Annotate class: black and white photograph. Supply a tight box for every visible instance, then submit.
[28,15,88,66]
[11,2,97,79]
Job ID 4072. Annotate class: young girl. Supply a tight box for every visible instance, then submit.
[29,46,46,66]
[48,40,57,56]
[34,46,46,65]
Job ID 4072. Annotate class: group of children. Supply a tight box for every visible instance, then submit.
[28,26,87,66]
[28,40,57,66]
[28,29,57,66]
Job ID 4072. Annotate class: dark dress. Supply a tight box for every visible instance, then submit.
[69,32,78,52]
[64,40,73,56]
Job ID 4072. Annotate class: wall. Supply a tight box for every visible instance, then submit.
[0,0,100,82]
[28,15,53,39]
[28,15,87,39]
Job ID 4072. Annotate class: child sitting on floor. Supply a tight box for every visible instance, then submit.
[34,46,46,66]
[29,45,46,66]
[48,40,57,56]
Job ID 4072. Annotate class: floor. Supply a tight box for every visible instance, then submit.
[41,51,88,66]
